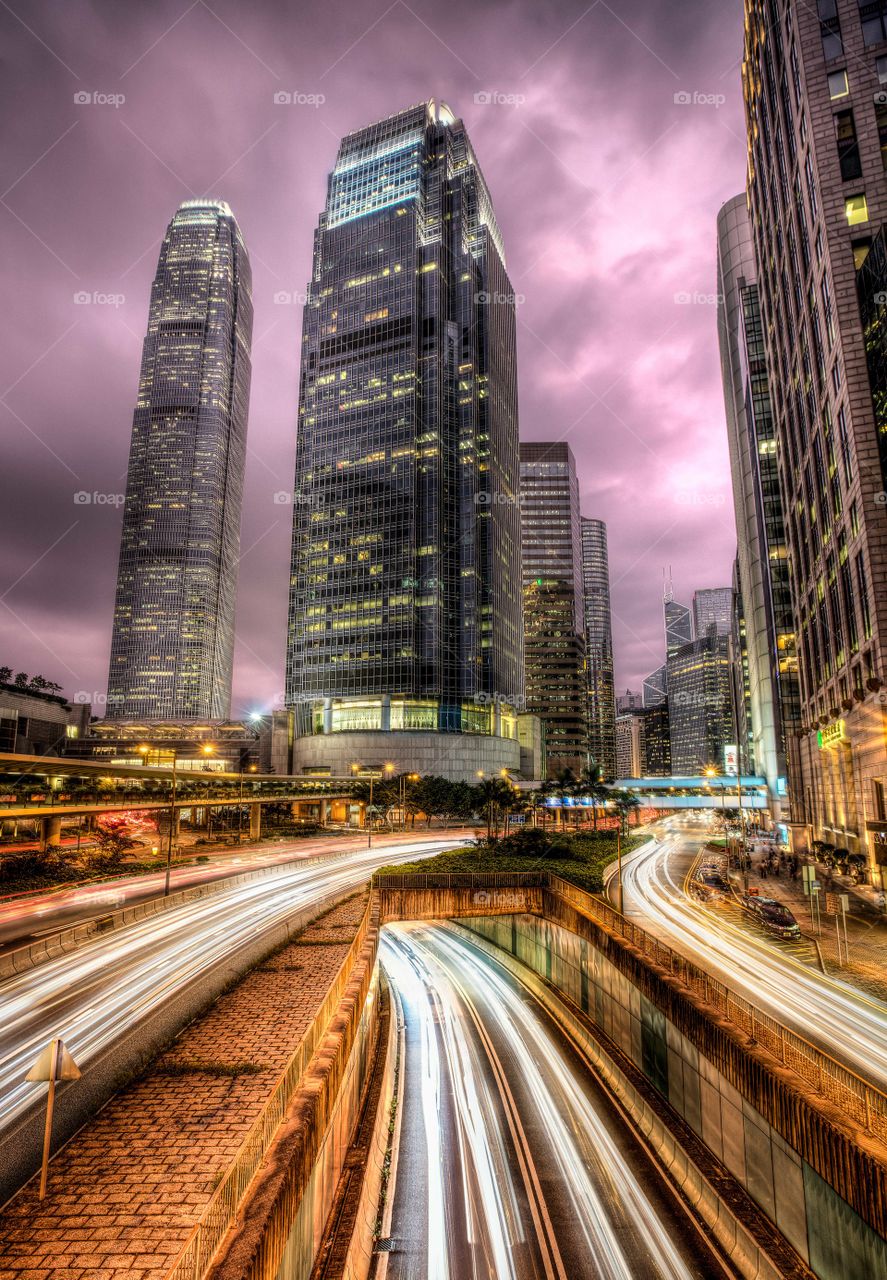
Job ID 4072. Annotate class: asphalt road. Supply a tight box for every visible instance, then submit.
[0,835,460,1139]
[615,819,887,1087]
[381,923,720,1280]
[0,830,468,950]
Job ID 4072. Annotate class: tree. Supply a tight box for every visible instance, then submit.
[0,667,11,684]
[475,778,518,840]
[576,763,609,830]
[608,788,641,836]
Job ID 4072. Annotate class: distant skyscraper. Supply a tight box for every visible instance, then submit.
[285,103,524,779]
[615,689,643,714]
[663,571,693,658]
[642,702,671,776]
[580,517,616,779]
[615,711,646,778]
[717,192,799,818]
[107,199,252,720]
[692,588,734,639]
[643,664,668,708]
[667,635,734,775]
[520,443,588,777]
[744,1,887,864]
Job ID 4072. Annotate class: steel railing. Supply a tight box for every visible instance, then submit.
[163,899,375,1280]
[546,873,887,1145]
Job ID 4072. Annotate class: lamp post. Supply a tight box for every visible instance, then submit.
[164,754,178,897]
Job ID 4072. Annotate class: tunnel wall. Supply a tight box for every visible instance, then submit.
[462,910,887,1280]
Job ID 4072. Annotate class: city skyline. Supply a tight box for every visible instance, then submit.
[0,0,745,713]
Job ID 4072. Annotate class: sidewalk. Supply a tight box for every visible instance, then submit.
[742,853,887,1004]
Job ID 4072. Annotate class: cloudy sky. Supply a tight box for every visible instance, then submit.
[0,0,747,714]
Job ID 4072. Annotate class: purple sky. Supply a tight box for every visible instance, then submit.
[0,0,747,715]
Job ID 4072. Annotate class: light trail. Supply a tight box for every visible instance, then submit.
[618,824,887,1085]
[0,837,459,1132]
[382,923,713,1280]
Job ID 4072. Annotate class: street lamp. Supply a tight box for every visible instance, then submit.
[164,752,178,897]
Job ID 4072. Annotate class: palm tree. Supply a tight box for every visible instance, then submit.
[609,788,641,836]
[475,778,516,841]
[577,763,608,830]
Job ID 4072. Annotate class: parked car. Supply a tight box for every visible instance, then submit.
[741,895,801,939]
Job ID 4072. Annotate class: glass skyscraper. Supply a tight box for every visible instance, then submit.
[285,103,524,779]
[580,517,616,779]
[692,587,734,639]
[107,199,253,721]
[519,443,588,777]
[664,576,693,658]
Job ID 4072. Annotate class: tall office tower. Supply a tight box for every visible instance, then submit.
[520,443,588,777]
[615,711,646,778]
[743,2,887,866]
[285,103,525,780]
[730,558,755,776]
[580,517,616,778]
[667,635,735,775]
[663,570,693,658]
[717,192,800,819]
[107,200,252,721]
[643,663,668,708]
[642,702,672,776]
[692,587,735,638]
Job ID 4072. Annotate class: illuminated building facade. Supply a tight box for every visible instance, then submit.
[667,634,735,775]
[717,193,799,818]
[580,517,616,779]
[692,587,734,638]
[743,0,887,867]
[285,103,525,779]
[519,443,588,777]
[107,200,252,721]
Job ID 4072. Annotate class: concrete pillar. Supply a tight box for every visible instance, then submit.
[494,699,502,737]
[323,697,332,735]
[320,799,330,826]
[42,815,62,851]
[249,803,262,841]
[381,694,391,731]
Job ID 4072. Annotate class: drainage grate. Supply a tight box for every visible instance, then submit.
[374,1239,397,1253]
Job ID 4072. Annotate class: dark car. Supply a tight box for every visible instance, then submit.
[741,895,801,939]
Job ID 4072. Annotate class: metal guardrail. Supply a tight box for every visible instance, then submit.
[546,873,887,1146]
[163,899,375,1280]
[373,868,887,1143]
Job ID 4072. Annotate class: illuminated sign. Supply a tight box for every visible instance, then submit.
[723,744,738,776]
[817,721,846,749]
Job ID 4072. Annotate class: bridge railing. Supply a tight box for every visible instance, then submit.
[372,870,545,890]
[163,897,375,1280]
[546,873,887,1145]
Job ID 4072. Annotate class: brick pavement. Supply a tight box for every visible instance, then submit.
[0,892,369,1280]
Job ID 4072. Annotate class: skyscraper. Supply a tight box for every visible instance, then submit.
[580,517,616,778]
[717,193,799,816]
[520,443,588,777]
[667,634,735,775]
[642,663,668,707]
[285,103,525,779]
[107,200,252,721]
[692,587,734,639]
[743,1,887,866]
[663,571,693,658]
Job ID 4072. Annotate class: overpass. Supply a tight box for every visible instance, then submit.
[611,773,769,809]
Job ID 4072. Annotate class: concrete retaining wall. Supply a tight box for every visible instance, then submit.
[206,902,382,1280]
[464,909,887,1280]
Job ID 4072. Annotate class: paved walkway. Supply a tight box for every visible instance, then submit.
[0,892,368,1280]
[741,852,887,1003]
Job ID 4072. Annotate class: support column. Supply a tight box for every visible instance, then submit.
[249,803,262,841]
[42,816,62,851]
[320,799,330,826]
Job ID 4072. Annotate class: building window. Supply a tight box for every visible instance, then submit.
[876,102,887,168]
[845,193,869,224]
[819,1,844,57]
[859,0,887,46]
[836,110,863,179]
[878,54,887,82]
[828,69,849,98]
